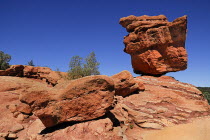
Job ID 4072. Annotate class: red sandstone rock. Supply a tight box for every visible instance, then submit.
[0,65,64,85]
[39,118,121,140]
[111,76,210,131]
[20,75,115,127]
[0,70,8,76]
[0,91,21,134]
[23,66,62,85]
[111,70,144,96]
[6,65,24,77]
[16,103,32,115]
[119,15,188,75]
[0,72,210,139]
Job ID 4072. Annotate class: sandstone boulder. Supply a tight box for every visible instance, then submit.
[20,75,115,127]
[111,70,144,96]
[119,15,188,75]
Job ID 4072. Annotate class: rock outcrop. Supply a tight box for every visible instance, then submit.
[119,15,188,75]
[0,65,66,85]
[111,76,210,131]
[0,70,210,140]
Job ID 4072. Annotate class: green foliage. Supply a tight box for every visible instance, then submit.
[68,55,84,79]
[27,60,35,66]
[197,87,210,104]
[130,124,134,129]
[68,52,100,79]
[0,51,11,70]
[83,52,100,76]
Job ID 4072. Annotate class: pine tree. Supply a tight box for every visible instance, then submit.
[28,60,35,66]
[68,55,84,79]
[84,52,100,76]
[68,52,100,80]
[0,51,11,70]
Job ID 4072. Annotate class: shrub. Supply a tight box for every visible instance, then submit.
[198,87,210,104]
[0,51,11,70]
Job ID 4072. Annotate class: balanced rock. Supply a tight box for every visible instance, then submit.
[119,15,188,75]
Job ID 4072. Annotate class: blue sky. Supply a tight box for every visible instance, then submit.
[0,0,209,86]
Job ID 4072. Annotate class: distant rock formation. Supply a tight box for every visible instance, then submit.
[119,15,188,75]
[0,65,67,85]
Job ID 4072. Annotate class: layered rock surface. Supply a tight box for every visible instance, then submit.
[0,70,209,140]
[120,15,188,75]
[111,76,210,132]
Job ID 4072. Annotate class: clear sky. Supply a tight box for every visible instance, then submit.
[0,0,209,87]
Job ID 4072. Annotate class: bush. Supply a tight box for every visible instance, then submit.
[0,51,11,70]
[68,52,100,79]
[27,60,35,66]
[197,87,210,104]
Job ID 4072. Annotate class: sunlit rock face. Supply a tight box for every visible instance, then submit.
[119,15,188,75]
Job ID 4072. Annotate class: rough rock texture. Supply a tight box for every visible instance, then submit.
[0,71,210,140]
[20,75,115,127]
[111,70,145,96]
[120,15,188,75]
[0,65,66,85]
[0,76,50,139]
[111,76,210,132]
[38,118,121,140]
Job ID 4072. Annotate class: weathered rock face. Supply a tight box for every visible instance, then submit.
[0,76,50,139]
[119,15,188,75]
[0,70,210,140]
[111,70,145,97]
[20,75,115,127]
[111,76,210,131]
[38,118,122,140]
[0,65,66,85]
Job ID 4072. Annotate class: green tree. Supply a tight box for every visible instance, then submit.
[83,52,100,76]
[197,87,210,104]
[28,60,35,66]
[68,52,100,79]
[0,51,11,70]
[68,55,84,79]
